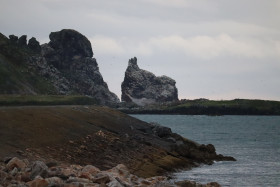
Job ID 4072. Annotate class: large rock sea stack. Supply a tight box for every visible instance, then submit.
[42,29,119,104]
[121,57,178,106]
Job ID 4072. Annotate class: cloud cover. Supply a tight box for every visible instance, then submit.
[1,0,280,100]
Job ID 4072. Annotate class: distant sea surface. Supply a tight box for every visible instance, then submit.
[131,115,280,187]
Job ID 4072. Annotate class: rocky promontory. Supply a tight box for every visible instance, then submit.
[0,105,235,186]
[121,57,178,106]
[0,29,119,105]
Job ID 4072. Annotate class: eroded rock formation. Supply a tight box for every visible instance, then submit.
[0,29,119,105]
[121,57,178,106]
[41,29,119,104]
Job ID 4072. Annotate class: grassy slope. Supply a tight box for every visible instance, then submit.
[0,105,202,177]
[0,33,57,94]
[120,99,280,115]
[0,95,97,106]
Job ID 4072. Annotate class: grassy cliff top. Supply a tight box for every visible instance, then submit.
[120,98,280,115]
[0,95,97,106]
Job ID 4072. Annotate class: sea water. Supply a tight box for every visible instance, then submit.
[131,115,280,187]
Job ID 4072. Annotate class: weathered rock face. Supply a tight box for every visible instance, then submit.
[121,57,178,106]
[28,37,41,52]
[47,29,93,69]
[42,29,119,105]
[0,30,119,105]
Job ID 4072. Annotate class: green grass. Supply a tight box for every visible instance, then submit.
[173,99,280,109]
[0,95,98,106]
[120,98,280,115]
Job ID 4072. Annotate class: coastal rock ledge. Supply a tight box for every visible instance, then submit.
[121,57,178,106]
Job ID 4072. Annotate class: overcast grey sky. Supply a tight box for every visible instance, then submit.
[1,0,280,100]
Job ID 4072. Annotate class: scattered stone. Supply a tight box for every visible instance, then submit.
[30,161,48,179]
[46,161,57,168]
[67,176,91,183]
[10,167,18,176]
[6,157,27,171]
[45,176,63,186]
[26,177,48,187]
[20,172,31,182]
[0,157,222,187]
[92,173,110,184]
[0,170,8,184]
[81,165,100,175]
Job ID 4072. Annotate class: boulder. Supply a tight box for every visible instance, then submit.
[45,177,63,186]
[150,122,172,138]
[30,161,48,179]
[92,173,110,184]
[82,165,100,174]
[6,157,27,171]
[26,177,49,187]
[121,57,178,106]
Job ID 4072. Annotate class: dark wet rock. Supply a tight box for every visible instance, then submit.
[150,122,172,138]
[28,37,41,52]
[199,144,216,154]
[121,57,178,106]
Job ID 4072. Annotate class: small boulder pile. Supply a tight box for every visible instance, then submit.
[0,157,170,187]
[0,157,221,187]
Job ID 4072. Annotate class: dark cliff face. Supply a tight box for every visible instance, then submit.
[121,57,178,106]
[42,29,119,104]
[47,29,93,69]
[0,29,119,105]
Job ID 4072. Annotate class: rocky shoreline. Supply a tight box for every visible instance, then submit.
[0,157,221,187]
[0,105,235,186]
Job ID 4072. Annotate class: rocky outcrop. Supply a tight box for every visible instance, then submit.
[41,29,119,105]
[27,37,41,52]
[121,57,178,106]
[0,30,119,105]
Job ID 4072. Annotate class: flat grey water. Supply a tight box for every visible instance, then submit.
[131,115,280,187]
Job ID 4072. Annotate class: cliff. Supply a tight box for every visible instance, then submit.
[0,29,119,105]
[121,57,178,106]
